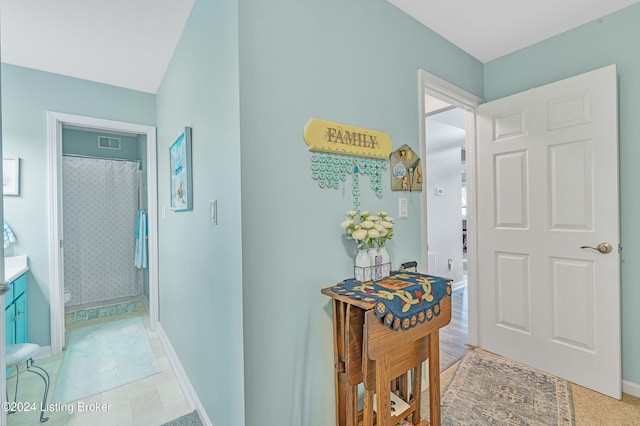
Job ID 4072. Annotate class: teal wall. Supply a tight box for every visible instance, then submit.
[484,4,640,385]
[238,0,482,424]
[1,63,155,345]
[155,0,245,424]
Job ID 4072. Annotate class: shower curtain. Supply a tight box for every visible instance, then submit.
[62,156,141,307]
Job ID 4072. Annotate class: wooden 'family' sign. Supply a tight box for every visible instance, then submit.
[303,118,392,160]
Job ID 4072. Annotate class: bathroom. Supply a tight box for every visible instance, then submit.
[58,125,150,316]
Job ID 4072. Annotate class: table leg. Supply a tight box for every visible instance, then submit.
[412,360,423,425]
[398,372,408,401]
[332,299,347,426]
[428,332,441,426]
[375,354,391,426]
[363,387,374,426]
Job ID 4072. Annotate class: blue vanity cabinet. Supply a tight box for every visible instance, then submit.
[4,274,28,345]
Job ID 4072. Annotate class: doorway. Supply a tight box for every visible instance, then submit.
[417,69,482,349]
[46,112,159,355]
[423,101,469,369]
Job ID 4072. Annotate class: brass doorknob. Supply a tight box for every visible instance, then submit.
[580,242,613,254]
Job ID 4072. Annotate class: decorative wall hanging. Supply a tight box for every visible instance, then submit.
[390,144,422,192]
[303,118,392,159]
[304,118,392,210]
[169,127,193,211]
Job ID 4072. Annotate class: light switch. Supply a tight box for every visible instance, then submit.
[399,198,408,218]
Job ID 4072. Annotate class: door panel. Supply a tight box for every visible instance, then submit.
[494,150,529,228]
[477,64,621,398]
[549,140,593,230]
[496,252,531,333]
[551,257,595,351]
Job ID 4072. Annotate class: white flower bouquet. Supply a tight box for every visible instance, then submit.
[342,210,394,249]
[343,210,394,281]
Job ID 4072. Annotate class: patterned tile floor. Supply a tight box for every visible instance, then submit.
[6,304,192,425]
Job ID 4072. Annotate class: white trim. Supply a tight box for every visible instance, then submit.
[46,112,159,354]
[417,69,482,346]
[463,109,480,347]
[623,380,640,398]
[156,324,213,426]
[419,69,483,110]
[47,113,64,354]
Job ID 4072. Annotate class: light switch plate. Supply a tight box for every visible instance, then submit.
[399,198,408,218]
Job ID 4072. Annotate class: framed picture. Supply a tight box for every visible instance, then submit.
[169,127,193,211]
[3,158,20,196]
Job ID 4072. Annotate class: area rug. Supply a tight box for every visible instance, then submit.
[161,410,203,426]
[54,316,160,403]
[71,302,138,322]
[439,349,574,425]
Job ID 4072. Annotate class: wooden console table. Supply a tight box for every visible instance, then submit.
[321,273,451,426]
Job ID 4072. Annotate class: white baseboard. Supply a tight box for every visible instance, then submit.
[156,324,212,426]
[35,345,52,360]
[623,380,640,398]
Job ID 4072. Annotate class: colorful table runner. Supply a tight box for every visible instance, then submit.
[330,271,451,331]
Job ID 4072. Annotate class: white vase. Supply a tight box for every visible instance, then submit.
[355,249,372,282]
[378,246,391,278]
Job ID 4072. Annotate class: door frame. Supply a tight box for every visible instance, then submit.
[0,108,6,426]
[418,69,482,345]
[46,112,159,354]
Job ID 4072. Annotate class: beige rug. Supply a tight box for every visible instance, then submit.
[422,349,640,425]
[429,349,573,425]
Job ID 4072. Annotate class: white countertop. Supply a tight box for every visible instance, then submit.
[5,255,28,283]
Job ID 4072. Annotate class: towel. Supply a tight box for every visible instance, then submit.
[134,210,148,268]
[4,221,17,248]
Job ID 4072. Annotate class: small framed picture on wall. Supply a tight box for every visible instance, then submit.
[169,127,193,211]
[3,158,20,196]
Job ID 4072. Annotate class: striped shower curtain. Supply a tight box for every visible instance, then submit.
[62,156,141,308]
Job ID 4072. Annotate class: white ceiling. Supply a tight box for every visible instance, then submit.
[1,1,638,93]
[388,0,640,62]
[0,0,195,94]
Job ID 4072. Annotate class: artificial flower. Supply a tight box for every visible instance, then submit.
[360,220,374,229]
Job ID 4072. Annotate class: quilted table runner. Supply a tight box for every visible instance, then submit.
[330,271,451,331]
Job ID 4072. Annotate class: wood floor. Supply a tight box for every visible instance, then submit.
[439,284,468,372]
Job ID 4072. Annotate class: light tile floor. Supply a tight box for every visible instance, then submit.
[6,304,192,425]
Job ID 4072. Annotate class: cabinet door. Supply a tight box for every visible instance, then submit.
[5,305,15,345]
[14,294,27,343]
[13,275,26,299]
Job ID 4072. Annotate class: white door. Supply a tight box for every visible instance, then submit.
[477,65,621,398]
